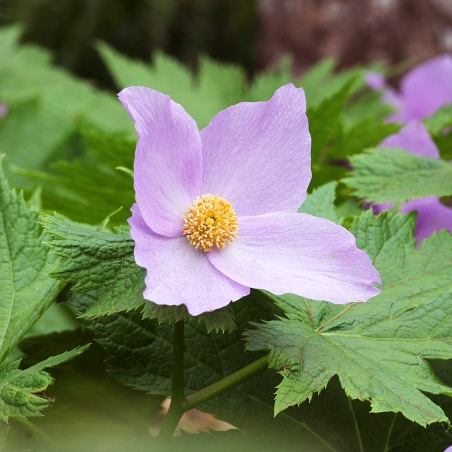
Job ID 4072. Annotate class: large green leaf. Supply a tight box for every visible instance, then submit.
[0,346,88,422]
[0,158,62,364]
[245,211,452,427]
[343,147,452,203]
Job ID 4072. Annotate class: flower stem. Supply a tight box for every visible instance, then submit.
[157,320,269,440]
[183,354,268,411]
[158,320,185,440]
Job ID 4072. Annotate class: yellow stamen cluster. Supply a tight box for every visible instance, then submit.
[182,194,239,252]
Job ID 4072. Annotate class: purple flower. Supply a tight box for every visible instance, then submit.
[368,55,452,123]
[374,121,452,242]
[119,84,381,315]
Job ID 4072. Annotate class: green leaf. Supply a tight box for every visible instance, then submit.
[0,345,88,422]
[327,118,400,160]
[14,130,136,226]
[433,130,452,161]
[246,56,294,102]
[246,291,452,427]
[298,182,340,224]
[424,103,452,136]
[40,214,145,317]
[97,42,246,129]
[308,78,357,161]
[0,157,63,364]
[299,57,366,108]
[343,147,452,202]
[246,211,452,426]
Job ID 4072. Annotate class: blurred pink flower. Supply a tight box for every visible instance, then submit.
[368,55,452,122]
[0,102,8,117]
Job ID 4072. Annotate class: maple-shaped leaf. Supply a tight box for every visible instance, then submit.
[245,211,452,427]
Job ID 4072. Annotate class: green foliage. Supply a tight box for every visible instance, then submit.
[309,79,356,161]
[245,211,452,427]
[0,26,131,182]
[64,290,274,395]
[14,131,136,226]
[0,346,88,422]
[0,158,63,364]
[424,103,452,136]
[344,147,452,203]
[7,40,397,227]
[97,42,246,129]
[308,80,398,190]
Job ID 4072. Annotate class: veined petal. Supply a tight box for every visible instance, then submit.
[128,205,249,316]
[401,55,452,120]
[207,212,381,303]
[401,197,452,243]
[200,84,311,216]
[380,121,440,158]
[119,87,202,238]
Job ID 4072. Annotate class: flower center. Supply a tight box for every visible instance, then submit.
[182,194,239,252]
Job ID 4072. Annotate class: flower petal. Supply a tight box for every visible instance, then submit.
[128,204,249,316]
[380,121,440,158]
[401,197,452,243]
[400,55,452,121]
[119,87,202,237]
[200,84,311,216]
[207,212,381,303]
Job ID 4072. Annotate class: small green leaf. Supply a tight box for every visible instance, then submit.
[0,345,88,422]
[343,147,452,202]
[327,118,400,160]
[298,182,340,224]
[424,103,452,136]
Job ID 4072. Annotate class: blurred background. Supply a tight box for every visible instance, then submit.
[1,0,452,88]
